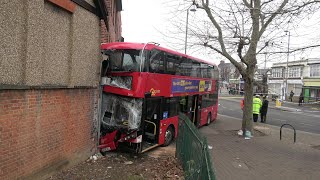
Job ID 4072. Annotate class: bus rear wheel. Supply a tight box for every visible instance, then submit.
[163,126,174,146]
[206,113,212,126]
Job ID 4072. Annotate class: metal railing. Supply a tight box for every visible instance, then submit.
[280,124,296,143]
[176,113,216,180]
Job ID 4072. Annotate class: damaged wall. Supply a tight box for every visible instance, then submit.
[0,0,121,179]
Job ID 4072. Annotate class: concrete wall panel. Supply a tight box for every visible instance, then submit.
[25,0,44,86]
[71,7,100,87]
[0,0,26,85]
[43,2,71,86]
[1,1,101,88]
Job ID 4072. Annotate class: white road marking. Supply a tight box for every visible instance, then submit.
[274,118,287,122]
[299,123,313,127]
[219,105,227,109]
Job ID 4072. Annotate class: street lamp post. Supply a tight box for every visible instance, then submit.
[185,3,196,54]
[284,30,290,100]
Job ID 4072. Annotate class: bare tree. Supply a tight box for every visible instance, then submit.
[181,0,320,133]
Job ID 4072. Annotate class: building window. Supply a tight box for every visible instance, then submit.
[288,67,301,78]
[272,68,283,78]
[310,64,320,77]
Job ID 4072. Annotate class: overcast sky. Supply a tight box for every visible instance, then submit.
[121,0,320,68]
[122,1,168,46]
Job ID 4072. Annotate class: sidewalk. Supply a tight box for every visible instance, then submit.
[272,100,320,112]
[219,94,320,113]
[201,114,320,180]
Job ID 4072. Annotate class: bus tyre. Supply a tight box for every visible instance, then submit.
[206,113,212,126]
[135,143,142,154]
[163,126,174,146]
[100,150,107,156]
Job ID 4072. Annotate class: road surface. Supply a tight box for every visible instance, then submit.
[218,96,320,134]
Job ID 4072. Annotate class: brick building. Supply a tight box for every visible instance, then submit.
[0,0,122,179]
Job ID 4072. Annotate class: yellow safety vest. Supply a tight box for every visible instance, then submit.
[253,97,262,114]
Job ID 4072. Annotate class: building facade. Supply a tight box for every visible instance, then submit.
[303,59,320,102]
[269,59,320,102]
[0,0,121,179]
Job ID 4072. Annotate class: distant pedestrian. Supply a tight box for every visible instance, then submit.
[253,94,262,122]
[240,88,244,96]
[298,92,304,106]
[289,90,294,102]
[260,96,269,123]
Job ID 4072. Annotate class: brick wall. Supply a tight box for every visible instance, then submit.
[0,88,98,179]
[101,0,122,43]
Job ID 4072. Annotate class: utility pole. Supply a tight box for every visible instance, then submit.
[264,53,267,69]
[184,3,196,54]
[284,30,290,100]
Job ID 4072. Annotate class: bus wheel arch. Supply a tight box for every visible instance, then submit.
[206,112,212,126]
[163,125,175,146]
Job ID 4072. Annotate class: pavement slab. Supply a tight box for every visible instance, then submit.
[201,114,320,180]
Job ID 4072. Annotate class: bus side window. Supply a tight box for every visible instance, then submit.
[149,50,165,73]
[166,54,180,75]
[201,63,209,78]
[191,60,201,77]
[210,93,218,105]
[163,97,179,118]
[213,66,219,80]
[180,58,192,76]
[202,94,210,108]
[209,66,214,79]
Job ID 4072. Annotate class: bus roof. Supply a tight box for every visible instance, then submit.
[101,42,217,66]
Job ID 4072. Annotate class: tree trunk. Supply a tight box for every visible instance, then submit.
[242,72,254,134]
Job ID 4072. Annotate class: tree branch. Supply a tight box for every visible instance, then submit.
[261,44,320,54]
[285,0,320,12]
[259,0,288,38]
[203,42,246,75]
[243,0,251,8]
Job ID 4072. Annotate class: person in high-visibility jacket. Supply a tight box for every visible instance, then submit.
[253,94,262,122]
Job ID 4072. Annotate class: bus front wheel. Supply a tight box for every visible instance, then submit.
[100,150,107,156]
[163,126,174,146]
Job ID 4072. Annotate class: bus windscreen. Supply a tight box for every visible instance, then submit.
[102,49,146,72]
[101,93,143,130]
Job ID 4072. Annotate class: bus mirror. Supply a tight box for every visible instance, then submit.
[153,114,157,120]
[145,92,152,98]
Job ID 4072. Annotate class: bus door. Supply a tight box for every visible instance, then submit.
[143,97,162,145]
[188,95,200,126]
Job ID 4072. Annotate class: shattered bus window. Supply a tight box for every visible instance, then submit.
[101,49,147,72]
[101,93,142,130]
[110,76,132,90]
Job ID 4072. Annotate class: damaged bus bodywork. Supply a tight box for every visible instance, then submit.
[98,42,219,154]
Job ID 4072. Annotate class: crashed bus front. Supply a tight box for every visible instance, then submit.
[99,93,143,153]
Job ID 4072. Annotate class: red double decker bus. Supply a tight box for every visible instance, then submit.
[99,42,219,154]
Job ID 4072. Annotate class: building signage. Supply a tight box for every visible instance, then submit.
[171,79,211,93]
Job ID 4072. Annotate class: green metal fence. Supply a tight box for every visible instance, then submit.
[176,113,216,180]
